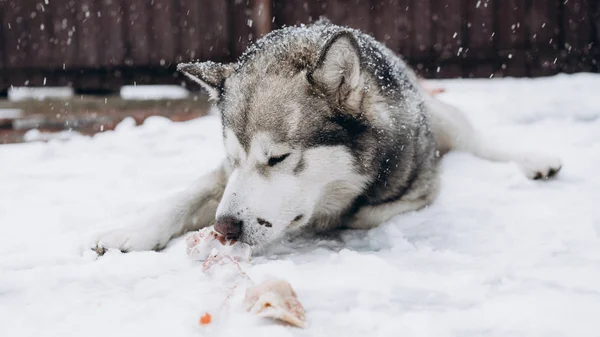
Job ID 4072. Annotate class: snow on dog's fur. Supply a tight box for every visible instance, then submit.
[92,19,562,252]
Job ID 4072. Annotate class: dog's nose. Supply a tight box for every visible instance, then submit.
[214,216,243,240]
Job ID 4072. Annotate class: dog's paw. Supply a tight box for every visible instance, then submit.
[517,153,562,180]
[90,224,172,255]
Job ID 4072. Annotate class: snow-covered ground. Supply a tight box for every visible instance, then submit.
[120,85,190,100]
[7,85,190,101]
[1,74,599,337]
[8,87,74,101]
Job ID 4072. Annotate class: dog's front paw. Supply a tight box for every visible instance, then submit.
[517,153,562,180]
[90,223,172,255]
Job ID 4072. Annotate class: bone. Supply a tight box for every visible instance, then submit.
[244,279,307,328]
[186,227,306,328]
[186,226,252,262]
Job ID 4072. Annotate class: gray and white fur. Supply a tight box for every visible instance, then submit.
[91,19,562,252]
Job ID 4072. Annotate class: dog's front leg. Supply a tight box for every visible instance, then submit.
[91,163,228,253]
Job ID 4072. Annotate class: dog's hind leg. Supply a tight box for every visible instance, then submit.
[426,96,562,180]
[90,163,228,253]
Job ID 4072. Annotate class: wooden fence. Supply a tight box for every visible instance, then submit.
[1,0,598,93]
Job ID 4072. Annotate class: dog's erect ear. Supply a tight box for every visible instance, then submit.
[177,61,235,100]
[308,31,362,109]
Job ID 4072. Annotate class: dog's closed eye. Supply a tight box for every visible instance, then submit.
[268,153,290,167]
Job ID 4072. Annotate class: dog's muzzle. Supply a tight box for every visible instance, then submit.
[214,215,243,240]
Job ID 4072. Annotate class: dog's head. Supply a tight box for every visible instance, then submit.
[178,31,373,247]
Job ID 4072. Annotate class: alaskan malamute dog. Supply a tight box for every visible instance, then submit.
[92,19,561,252]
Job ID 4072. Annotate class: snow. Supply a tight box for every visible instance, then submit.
[8,87,74,101]
[6,85,189,102]
[22,129,84,142]
[0,109,23,119]
[120,85,190,100]
[1,73,600,337]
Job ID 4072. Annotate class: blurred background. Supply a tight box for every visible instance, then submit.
[0,0,598,143]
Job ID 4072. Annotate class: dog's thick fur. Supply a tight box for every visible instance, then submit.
[92,20,561,252]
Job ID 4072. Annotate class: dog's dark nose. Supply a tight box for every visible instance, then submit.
[214,216,243,240]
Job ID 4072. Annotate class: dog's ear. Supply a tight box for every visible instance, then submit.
[308,31,362,109]
[177,61,235,100]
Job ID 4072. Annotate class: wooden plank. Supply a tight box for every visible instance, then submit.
[179,0,231,63]
[252,0,271,38]
[410,0,433,77]
[272,0,312,27]
[230,0,254,57]
[75,0,100,67]
[495,0,527,77]
[48,0,77,70]
[125,1,151,67]
[100,0,126,67]
[7,1,50,86]
[25,1,52,70]
[411,0,433,57]
[321,0,372,34]
[0,0,7,91]
[465,0,495,77]
[562,0,593,73]
[595,0,600,71]
[178,0,202,61]
[2,1,28,70]
[73,0,103,90]
[528,0,560,76]
[372,0,411,57]
[199,1,230,61]
[177,0,202,89]
[343,0,372,34]
[0,0,4,72]
[149,0,177,66]
[320,0,347,26]
[47,0,77,88]
[431,0,463,78]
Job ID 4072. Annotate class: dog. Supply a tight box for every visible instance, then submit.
[91,19,561,253]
